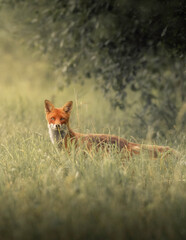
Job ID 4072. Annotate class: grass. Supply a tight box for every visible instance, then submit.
[0,9,186,240]
[0,124,185,240]
[0,125,185,240]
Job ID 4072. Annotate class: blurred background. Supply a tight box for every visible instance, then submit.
[0,0,185,143]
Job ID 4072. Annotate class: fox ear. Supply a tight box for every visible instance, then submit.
[63,101,73,113]
[45,100,54,113]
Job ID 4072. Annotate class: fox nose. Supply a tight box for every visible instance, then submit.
[56,124,61,129]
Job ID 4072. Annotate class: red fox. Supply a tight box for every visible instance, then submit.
[44,100,178,158]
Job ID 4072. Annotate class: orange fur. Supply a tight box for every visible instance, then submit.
[45,100,178,158]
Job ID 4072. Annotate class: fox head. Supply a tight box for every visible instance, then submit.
[44,100,73,134]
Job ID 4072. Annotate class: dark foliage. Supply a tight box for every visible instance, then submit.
[3,0,186,136]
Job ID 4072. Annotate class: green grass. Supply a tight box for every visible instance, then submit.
[0,75,186,240]
[0,10,186,240]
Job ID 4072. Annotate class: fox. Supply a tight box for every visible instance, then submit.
[44,99,178,158]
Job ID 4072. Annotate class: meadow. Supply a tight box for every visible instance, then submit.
[0,14,186,240]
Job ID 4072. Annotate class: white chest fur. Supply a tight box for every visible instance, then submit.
[48,123,68,144]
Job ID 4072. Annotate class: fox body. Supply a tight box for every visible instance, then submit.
[45,100,177,158]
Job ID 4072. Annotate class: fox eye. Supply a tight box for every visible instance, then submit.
[60,118,65,121]
[51,117,55,121]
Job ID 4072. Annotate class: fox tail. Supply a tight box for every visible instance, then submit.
[127,142,180,158]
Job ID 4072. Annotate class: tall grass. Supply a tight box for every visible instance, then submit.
[0,72,186,240]
[0,9,186,240]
